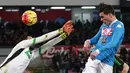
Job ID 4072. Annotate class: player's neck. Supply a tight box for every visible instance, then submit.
[110,16,117,24]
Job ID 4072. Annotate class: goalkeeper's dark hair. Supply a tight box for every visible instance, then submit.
[99,3,115,15]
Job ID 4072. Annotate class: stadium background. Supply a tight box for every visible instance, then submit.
[0,0,130,73]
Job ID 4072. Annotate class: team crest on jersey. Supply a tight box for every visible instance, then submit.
[102,28,113,36]
[102,37,106,43]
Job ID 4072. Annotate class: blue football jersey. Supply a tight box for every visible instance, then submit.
[90,19,125,66]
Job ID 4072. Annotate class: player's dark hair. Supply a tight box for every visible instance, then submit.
[99,3,115,15]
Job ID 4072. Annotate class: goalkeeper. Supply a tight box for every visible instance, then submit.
[0,20,74,73]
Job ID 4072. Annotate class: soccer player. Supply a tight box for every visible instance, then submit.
[82,3,125,73]
[0,20,73,73]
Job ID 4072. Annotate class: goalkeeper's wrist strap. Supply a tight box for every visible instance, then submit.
[61,33,67,39]
[33,38,36,45]
[58,28,64,35]
[114,58,121,66]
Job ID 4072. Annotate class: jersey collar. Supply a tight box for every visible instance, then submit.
[109,19,118,27]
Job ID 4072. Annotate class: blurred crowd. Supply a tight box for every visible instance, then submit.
[52,47,88,73]
[51,46,130,73]
[0,17,130,46]
[0,18,103,46]
[1,18,130,46]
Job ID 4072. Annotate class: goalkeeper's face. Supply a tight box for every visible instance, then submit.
[99,12,111,25]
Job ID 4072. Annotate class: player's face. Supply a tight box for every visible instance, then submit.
[99,12,111,25]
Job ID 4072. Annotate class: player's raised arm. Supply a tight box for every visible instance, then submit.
[31,21,74,60]
[17,20,73,48]
[32,33,69,59]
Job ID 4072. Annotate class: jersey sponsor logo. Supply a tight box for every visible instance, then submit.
[102,28,112,36]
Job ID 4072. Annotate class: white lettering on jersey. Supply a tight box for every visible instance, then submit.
[102,28,112,36]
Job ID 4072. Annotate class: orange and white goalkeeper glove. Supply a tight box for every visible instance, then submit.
[62,20,74,36]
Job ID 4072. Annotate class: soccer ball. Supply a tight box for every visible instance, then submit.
[22,10,37,26]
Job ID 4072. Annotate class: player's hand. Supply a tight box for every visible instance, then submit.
[83,40,90,53]
[90,50,99,60]
[62,20,74,35]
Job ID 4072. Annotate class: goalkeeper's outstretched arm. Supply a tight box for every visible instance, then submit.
[32,32,68,59]
[17,28,63,48]
[15,20,73,49]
